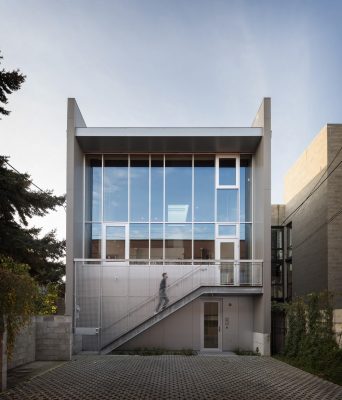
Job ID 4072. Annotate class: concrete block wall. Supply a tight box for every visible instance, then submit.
[7,319,36,370]
[284,126,327,204]
[271,205,285,226]
[284,126,329,298]
[35,316,72,361]
[6,316,72,370]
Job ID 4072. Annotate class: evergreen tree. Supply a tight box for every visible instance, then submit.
[0,51,26,117]
[0,156,66,283]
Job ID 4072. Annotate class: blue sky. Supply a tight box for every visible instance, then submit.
[1,0,342,238]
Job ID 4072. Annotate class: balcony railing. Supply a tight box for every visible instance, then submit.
[73,259,263,351]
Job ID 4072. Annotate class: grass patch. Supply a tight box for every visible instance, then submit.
[234,348,260,356]
[111,347,197,356]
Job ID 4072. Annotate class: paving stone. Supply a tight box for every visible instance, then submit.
[1,355,342,399]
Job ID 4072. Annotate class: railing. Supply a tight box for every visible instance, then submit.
[74,259,263,351]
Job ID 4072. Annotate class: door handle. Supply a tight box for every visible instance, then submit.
[218,326,221,332]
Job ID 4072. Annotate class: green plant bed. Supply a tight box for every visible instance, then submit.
[234,348,261,356]
[274,353,342,386]
[111,347,197,356]
[279,291,342,386]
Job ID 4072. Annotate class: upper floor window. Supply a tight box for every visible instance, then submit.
[218,157,237,186]
[85,156,102,222]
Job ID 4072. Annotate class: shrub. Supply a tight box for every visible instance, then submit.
[0,255,39,357]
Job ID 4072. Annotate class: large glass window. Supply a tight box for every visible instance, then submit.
[104,156,128,221]
[85,153,254,261]
[151,157,163,222]
[165,224,192,259]
[130,157,149,222]
[271,226,284,300]
[106,225,126,259]
[218,225,236,237]
[240,223,252,259]
[85,156,102,221]
[130,224,149,259]
[240,155,252,222]
[85,223,101,259]
[194,156,215,222]
[219,158,236,186]
[194,224,215,259]
[165,156,192,222]
[150,224,163,259]
[217,189,238,222]
[286,223,292,259]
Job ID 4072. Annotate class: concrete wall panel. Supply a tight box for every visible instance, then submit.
[327,125,342,307]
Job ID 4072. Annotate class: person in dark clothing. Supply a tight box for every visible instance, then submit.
[155,272,169,313]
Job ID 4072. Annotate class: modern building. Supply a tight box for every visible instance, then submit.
[66,98,272,355]
[271,124,342,347]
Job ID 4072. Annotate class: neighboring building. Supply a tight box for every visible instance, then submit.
[66,98,272,355]
[271,124,342,346]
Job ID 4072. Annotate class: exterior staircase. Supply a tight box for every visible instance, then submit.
[100,285,262,354]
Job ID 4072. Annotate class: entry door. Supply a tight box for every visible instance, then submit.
[103,224,128,260]
[201,300,222,351]
[217,239,238,285]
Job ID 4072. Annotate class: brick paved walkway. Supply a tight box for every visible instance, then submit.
[1,355,342,399]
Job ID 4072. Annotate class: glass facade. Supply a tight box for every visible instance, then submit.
[84,154,253,260]
[130,157,149,222]
[85,156,102,221]
[271,227,284,300]
[165,156,192,222]
[104,156,128,221]
[194,156,215,222]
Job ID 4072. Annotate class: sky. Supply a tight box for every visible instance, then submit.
[1,0,342,240]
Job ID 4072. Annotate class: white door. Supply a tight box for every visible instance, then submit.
[201,300,222,351]
[103,224,129,261]
[216,239,239,285]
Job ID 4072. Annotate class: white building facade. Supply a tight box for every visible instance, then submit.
[66,98,272,355]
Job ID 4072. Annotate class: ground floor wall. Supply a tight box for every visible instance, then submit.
[119,296,264,353]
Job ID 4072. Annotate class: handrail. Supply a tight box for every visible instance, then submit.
[100,261,211,334]
[74,258,264,263]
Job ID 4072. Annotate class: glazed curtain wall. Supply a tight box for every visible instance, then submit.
[84,154,252,260]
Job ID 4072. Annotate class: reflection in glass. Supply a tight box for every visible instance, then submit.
[130,223,149,259]
[219,158,236,186]
[106,226,125,259]
[165,224,192,259]
[240,156,252,222]
[272,262,283,299]
[194,156,215,221]
[85,156,102,221]
[204,302,218,348]
[194,224,215,259]
[165,157,192,222]
[218,225,236,237]
[217,189,238,222]
[104,156,128,221]
[130,157,149,222]
[240,223,252,259]
[85,223,101,259]
[287,262,293,300]
[220,242,235,259]
[150,224,163,259]
[151,157,163,222]
[271,228,283,250]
